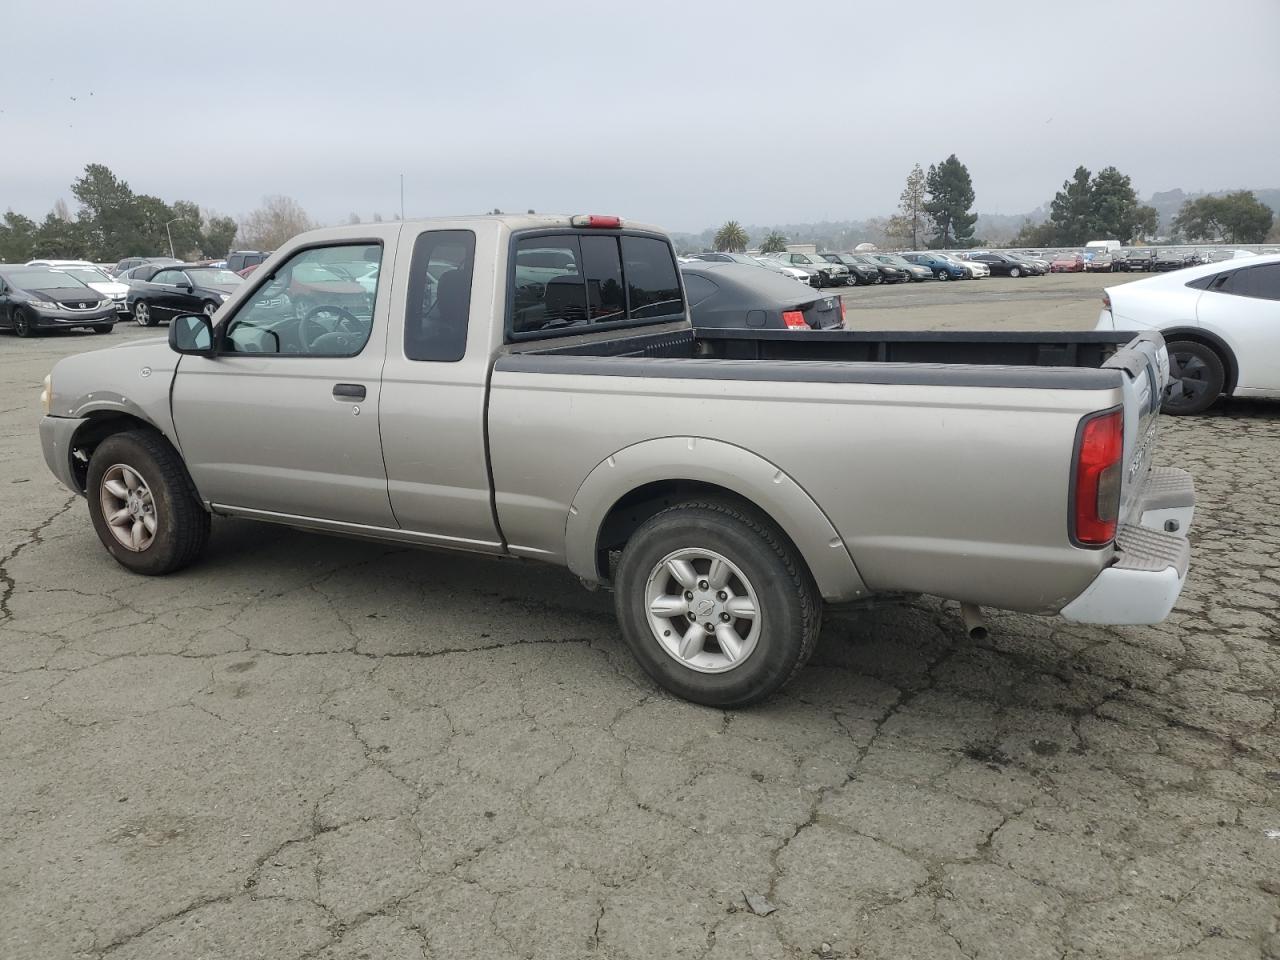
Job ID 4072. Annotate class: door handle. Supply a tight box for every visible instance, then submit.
[332,383,366,401]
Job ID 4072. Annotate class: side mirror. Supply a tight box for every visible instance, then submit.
[169,314,215,356]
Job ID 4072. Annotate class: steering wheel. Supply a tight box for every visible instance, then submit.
[298,305,363,353]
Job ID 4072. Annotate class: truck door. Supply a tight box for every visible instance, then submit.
[378,227,503,553]
[170,238,397,528]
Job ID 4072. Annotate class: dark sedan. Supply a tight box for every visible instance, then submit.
[680,262,844,330]
[1152,250,1194,272]
[1004,253,1046,276]
[110,255,180,278]
[871,253,933,281]
[127,264,244,327]
[820,253,883,285]
[967,252,1031,277]
[0,265,116,337]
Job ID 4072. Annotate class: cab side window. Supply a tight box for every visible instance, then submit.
[222,243,382,357]
[153,269,182,285]
[404,230,476,362]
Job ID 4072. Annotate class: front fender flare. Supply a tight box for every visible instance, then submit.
[565,436,868,602]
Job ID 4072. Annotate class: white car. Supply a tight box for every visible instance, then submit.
[1098,253,1280,414]
[751,256,819,286]
[945,254,989,278]
[27,259,131,316]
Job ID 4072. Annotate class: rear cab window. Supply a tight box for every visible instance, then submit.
[509,230,684,339]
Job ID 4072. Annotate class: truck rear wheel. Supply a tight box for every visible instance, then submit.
[86,430,211,575]
[614,499,821,707]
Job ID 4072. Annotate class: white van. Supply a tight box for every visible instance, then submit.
[1086,240,1122,252]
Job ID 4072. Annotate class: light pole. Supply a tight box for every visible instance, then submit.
[163,218,183,259]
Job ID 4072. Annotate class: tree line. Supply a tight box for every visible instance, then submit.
[0,163,344,264]
[711,157,1275,253]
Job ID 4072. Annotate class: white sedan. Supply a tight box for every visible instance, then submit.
[1097,253,1280,414]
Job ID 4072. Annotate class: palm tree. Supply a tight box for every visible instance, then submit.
[758,231,788,254]
[713,220,749,252]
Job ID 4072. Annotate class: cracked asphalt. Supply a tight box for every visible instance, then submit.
[2,298,1278,959]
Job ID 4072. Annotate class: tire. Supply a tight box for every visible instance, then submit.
[85,430,211,575]
[134,301,156,327]
[1162,341,1225,416]
[12,308,34,338]
[92,324,114,334]
[935,269,949,281]
[1009,267,1022,278]
[613,498,821,708]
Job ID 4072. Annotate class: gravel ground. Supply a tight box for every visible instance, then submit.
[1,288,1277,959]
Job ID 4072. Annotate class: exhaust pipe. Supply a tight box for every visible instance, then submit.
[959,603,988,641]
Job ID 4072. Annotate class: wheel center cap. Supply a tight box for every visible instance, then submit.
[694,598,715,618]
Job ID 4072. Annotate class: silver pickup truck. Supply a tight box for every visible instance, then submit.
[39,214,1195,707]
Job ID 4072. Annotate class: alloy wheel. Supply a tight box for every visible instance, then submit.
[644,548,762,674]
[99,464,158,552]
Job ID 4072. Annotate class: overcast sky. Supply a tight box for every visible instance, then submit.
[3,0,1278,233]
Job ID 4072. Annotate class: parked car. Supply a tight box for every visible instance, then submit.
[1153,250,1194,272]
[830,253,909,284]
[768,252,850,287]
[1099,253,1280,414]
[28,260,131,314]
[1084,252,1116,273]
[37,214,1193,709]
[1124,249,1157,272]
[900,252,969,280]
[817,253,882,285]
[750,255,820,286]
[0,265,116,336]
[1003,253,1046,276]
[948,254,989,278]
[967,252,1030,277]
[126,264,245,327]
[109,256,180,278]
[226,250,271,273]
[1051,252,1086,273]
[681,262,844,330]
[1016,253,1052,273]
[870,254,933,281]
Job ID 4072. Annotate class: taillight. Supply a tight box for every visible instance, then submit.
[840,299,847,324]
[570,214,621,228]
[1072,408,1124,546]
[782,311,808,329]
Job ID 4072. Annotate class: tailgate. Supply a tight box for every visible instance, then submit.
[1102,331,1170,526]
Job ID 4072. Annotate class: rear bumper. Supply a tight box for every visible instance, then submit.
[1060,467,1194,624]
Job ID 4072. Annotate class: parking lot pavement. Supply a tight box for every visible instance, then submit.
[2,319,1278,960]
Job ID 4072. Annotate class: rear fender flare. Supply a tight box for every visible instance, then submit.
[565,436,868,602]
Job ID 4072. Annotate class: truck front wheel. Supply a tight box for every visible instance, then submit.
[86,430,211,575]
[614,499,821,708]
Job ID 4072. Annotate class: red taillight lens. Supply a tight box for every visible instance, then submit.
[570,214,621,228]
[782,311,808,329]
[840,299,847,324]
[1073,408,1124,546]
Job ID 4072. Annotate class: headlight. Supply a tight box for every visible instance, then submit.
[40,374,52,415]
[218,294,229,303]
[30,300,58,309]
[98,299,112,308]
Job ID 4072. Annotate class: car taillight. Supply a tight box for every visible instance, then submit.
[1072,408,1124,546]
[570,214,621,228]
[782,311,808,329]
[840,299,846,324]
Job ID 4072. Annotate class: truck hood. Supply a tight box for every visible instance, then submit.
[48,338,177,421]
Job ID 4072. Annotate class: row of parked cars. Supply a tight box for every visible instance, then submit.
[1045,247,1258,274]
[686,249,1060,287]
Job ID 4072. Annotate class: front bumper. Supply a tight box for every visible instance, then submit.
[40,415,89,493]
[1060,466,1195,624]
[33,306,116,328]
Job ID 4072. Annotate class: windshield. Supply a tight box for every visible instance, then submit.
[186,268,244,286]
[6,270,89,291]
[876,255,909,266]
[754,258,786,272]
[54,267,111,285]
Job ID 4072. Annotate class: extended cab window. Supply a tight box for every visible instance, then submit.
[405,229,475,362]
[511,232,684,336]
[222,243,381,357]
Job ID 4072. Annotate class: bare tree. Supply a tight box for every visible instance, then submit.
[238,195,317,250]
[52,198,73,222]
